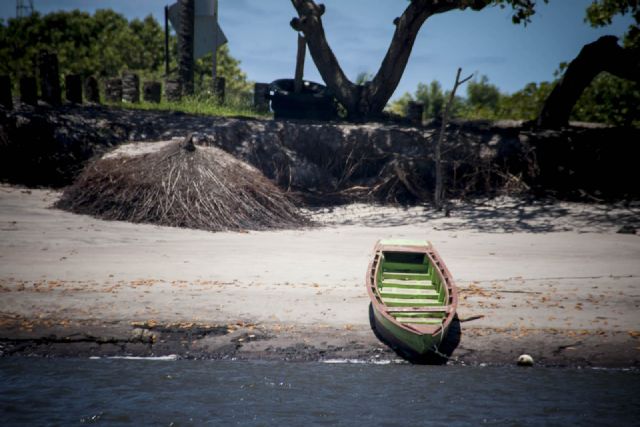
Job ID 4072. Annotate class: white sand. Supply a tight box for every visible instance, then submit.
[1,184,639,335]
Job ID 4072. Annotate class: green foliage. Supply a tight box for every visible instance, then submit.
[355,71,374,85]
[0,10,163,78]
[458,75,552,121]
[585,0,639,26]
[116,92,268,119]
[491,0,549,25]
[572,73,640,127]
[389,74,639,126]
[497,81,553,120]
[466,75,500,111]
[386,91,413,116]
[585,0,640,47]
[415,81,446,118]
[386,79,464,120]
[406,0,549,25]
[194,45,252,100]
[0,9,251,101]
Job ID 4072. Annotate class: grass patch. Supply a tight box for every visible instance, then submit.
[109,93,271,119]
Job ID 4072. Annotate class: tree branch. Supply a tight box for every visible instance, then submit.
[290,0,492,118]
[290,0,359,112]
[367,0,490,114]
[537,35,640,128]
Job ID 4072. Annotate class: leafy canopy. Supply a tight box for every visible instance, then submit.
[0,9,250,95]
[388,74,639,127]
[585,0,640,47]
[387,0,639,126]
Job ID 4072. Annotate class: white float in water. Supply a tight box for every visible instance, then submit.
[517,354,534,366]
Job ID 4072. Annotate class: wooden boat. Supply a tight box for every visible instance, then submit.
[366,239,458,356]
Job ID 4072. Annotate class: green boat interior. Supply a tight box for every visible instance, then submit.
[377,251,448,326]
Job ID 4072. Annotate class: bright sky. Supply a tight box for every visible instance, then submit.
[0,1,633,98]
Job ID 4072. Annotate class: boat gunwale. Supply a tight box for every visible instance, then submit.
[366,241,458,340]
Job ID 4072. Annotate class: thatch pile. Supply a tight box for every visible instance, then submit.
[55,136,310,231]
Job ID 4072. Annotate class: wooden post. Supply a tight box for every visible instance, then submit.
[122,72,140,103]
[0,75,12,110]
[407,101,424,126]
[143,81,162,103]
[214,76,225,104]
[434,67,472,211]
[38,51,61,106]
[294,34,306,93]
[85,76,100,103]
[65,74,82,104]
[253,82,269,112]
[19,76,37,105]
[165,78,182,102]
[178,0,195,96]
[104,78,123,103]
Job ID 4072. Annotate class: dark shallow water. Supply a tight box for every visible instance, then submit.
[1,357,638,426]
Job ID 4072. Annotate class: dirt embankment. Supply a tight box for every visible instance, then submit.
[1,104,639,203]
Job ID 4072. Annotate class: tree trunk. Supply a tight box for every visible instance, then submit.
[290,0,490,119]
[537,36,640,129]
[178,0,195,96]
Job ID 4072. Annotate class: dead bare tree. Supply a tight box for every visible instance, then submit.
[434,67,472,211]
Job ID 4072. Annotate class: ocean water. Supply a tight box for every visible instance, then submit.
[1,358,638,426]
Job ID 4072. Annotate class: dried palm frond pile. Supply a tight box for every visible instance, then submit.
[55,136,310,231]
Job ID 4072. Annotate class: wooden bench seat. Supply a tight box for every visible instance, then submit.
[395,317,443,325]
[385,306,451,313]
[382,278,434,289]
[381,297,443,307]
[380,287,439,298]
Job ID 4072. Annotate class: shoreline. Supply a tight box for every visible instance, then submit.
[2,317,638,368]
[1,185,639,367]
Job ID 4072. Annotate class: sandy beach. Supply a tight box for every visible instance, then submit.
[0,184,638,366]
